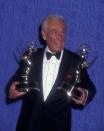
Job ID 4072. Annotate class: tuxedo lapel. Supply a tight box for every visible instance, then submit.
[53,49,70,87]
[34,48,45,101]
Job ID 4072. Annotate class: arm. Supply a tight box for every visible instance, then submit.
[80,68,96,104]
[8,63,27,99]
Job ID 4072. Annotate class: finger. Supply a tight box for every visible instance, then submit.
[77,87,84,92]
[72,97,82,105]
[9,92,26,99]
[9,82,21,94]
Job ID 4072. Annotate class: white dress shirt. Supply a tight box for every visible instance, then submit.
[42,47,63,101]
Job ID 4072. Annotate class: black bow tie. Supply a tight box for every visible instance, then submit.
[46,51,61,60]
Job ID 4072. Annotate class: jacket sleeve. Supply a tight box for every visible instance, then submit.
[80,68,96,104]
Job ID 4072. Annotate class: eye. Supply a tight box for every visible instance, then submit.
[48,29,57,35]
[60,31,65,35]
[47,29,65,36]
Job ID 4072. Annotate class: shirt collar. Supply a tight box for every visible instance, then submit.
[44,46,64,60]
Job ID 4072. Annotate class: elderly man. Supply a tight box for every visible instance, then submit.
[9,15,96,131]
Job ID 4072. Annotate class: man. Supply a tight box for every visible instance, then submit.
[9,15,96,131]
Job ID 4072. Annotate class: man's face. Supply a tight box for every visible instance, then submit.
[42,19,66,52]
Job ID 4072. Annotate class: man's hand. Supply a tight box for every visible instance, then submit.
[9,82,26,99]
[72,87,88,105]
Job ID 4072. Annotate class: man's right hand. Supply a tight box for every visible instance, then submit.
[9,82,26,99]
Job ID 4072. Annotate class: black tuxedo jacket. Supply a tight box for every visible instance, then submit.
[13,48,96,131]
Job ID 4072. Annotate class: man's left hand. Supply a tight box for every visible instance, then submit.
[72,87,88,105]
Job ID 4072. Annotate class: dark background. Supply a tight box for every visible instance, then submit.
[0,0,104,131]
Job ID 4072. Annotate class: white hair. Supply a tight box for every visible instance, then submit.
[41,14,66,32]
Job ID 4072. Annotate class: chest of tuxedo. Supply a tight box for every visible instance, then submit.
[27,49,80,103]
